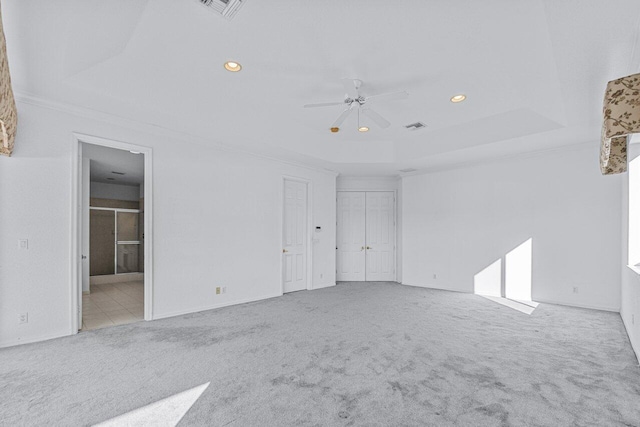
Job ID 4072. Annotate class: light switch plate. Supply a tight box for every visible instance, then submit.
[18,239,28,250]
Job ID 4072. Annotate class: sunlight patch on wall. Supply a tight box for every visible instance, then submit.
[505,238,532,301]
[473,259,502,297]
[473,238,536,314]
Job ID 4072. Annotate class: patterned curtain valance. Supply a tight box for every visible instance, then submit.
[600,73,640,175]
[0,1,16,157]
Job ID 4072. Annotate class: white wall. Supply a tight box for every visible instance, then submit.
[337,176,400,192]
[90,181,140,201]
[0,100,337,347]
[337,176,402,282]
[621,144,640,359]
[402,145,622,311]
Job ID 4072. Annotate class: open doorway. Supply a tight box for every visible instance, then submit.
[72,134,153,333]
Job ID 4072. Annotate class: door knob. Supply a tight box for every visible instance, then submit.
[282,249,288,253]
[366,246,372,250]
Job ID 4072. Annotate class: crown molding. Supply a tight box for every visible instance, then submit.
[14,91,340,177]
[337,175,401,180]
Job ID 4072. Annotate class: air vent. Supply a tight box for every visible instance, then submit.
[197,0,245,20]
[399,168,417,173]
[111,171,125,175]
[404,122,426,131]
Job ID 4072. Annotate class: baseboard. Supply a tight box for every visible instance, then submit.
[312,282,336,290]
[621,312,640,364]
[152,293,282,321]
[401,284,621,313]
[0,331,70,349]
[401,282,468,294]
[534,298,620,313]
[91,273,144,285]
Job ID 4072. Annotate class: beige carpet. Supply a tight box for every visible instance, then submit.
[0,282,638,426]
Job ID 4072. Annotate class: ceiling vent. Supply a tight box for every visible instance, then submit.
[196,0,246,20]
[398,168,417,173]
[404,122,427,131]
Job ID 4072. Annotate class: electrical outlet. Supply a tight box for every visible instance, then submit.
[216,287,221,295]
[572,286,579,294]
[19,313,28,324]
[433,274,437,280]
[18,239,28,250]
[320,273,323,279]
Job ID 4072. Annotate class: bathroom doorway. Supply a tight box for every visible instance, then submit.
[72,134,153,332]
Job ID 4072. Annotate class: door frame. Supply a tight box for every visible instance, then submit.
[70,132,154,334]
[281,176,313,294]
[336,190,397,282]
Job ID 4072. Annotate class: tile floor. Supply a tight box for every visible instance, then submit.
[81,281,144,331]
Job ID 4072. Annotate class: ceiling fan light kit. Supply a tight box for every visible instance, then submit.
[304,78,409,133]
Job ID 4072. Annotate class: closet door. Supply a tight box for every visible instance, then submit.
[337,192,366,281]
[365,192,396,281]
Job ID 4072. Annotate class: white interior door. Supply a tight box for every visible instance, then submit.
[337,192,366,281]
[283,179,308,293]
[365,192,396,281]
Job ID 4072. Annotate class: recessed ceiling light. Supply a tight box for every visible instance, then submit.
[358,126,369,132]
[224,61,242,72]
[450,94,466,103]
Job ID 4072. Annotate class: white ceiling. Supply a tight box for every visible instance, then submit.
[82,143,144,186]
[5,0,640,175]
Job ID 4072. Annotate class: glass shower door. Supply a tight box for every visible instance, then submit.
[116,211,141,274]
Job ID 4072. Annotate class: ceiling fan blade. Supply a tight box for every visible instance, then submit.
[362,108,391,129]
[332,103,356,128]
[341,78,360,99]
[303,101,345,108]
[365,90,409,104]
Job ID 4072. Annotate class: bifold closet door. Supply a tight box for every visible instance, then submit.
[365,192,396,281]
[337,192,366,281]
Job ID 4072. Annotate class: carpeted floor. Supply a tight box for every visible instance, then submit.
[1,282,639,426]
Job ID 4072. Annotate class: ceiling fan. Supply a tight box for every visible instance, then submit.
[303,79,409,133]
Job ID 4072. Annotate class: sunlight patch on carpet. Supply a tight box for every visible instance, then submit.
[480,295,539,315]
[93,382,210,427]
